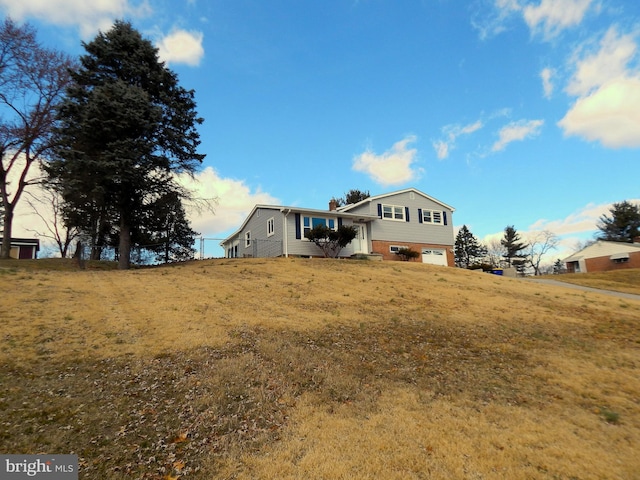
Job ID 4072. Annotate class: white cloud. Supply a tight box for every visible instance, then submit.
[523,0,594,38]
[479,0,595,41]
[433,120,483,160]
[560,77,640,148]
[156,29,204,66]
[491,119,544,152]
[0,0,152,38]
[540,67,554,98]
[177,167,279,238]
[479,200,634,264]
[12,165,278,257]
[472,0,519,40]
[526,202,619,236]
[433,140,450,160]
[352,136,422,186]
[560,26,640,148]
[565,27,637,97]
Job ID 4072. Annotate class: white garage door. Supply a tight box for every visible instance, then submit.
[421,248,447,266]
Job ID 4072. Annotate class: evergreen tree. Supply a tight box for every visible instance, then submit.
[137,190,198,263]
[597,200,640,243]
[47,21,204,269]
[501,225,527,266]
[454,225,487,268]
[553,258,565,274]
[333,189,370,207]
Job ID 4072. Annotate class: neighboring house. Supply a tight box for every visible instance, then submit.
[220,188,455,266]
[5,238,40,259]
[564,240,640,273]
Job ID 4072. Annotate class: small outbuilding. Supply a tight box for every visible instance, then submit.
[564,240,640,273]
[6,238,40,259]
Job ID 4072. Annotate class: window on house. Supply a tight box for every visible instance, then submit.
[382,204,405,221]
[245,231,251,247]
[267,217,275,237]
[303,216,337,238]
[389,245,408,253]
[422,209,443,225]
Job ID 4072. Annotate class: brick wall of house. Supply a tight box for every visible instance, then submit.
[585,252,640,272]
[371,239,453,266]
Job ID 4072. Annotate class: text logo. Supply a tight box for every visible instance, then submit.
[1,455,77,479]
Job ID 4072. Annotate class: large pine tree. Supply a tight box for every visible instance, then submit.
[501,225,527,266]
[454,225,487,268]
[597,201,640,243]
[47,21,204,269]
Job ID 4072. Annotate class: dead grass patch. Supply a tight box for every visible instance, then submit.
[1,258,639,478]
[547,268,640,295]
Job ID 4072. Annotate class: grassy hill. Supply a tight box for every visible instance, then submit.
[548,268,640,296]
[1,259,639,479]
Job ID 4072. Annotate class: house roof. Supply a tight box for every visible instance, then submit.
[564,240,640,262]
[337,187,455,213]
[220,204,379,245]
[10,238,40,250]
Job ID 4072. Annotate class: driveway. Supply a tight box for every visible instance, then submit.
[522,278,640,302]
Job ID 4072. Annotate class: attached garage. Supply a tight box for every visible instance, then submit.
[421,248,448,266]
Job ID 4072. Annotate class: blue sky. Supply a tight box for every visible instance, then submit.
[4,0,639,261]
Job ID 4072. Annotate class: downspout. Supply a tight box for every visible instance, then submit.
[282,208,291,257]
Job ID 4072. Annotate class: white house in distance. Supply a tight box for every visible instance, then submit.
[220,188,456,266]
[564,239,640,273]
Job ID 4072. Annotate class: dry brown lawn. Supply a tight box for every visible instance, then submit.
[547,268,640,296]
[1,258,639,479]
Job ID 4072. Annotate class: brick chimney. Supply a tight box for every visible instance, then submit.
[329,199,337,211]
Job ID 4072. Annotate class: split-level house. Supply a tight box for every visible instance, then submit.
[220,188,455,266]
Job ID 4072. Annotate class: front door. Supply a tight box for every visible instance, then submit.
[355,224,368,253]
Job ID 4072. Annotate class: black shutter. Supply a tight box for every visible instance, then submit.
[295,213,301,239]
[443,212,448,225]
[377,203,382,218]
[405,207,410,222]
[418,208,423,224]
[338,217,343,228]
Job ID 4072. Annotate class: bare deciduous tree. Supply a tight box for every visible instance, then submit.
[526,230,560,276]
[484,237,506,268]
[0,18,73,258]
[24,187,80,258]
